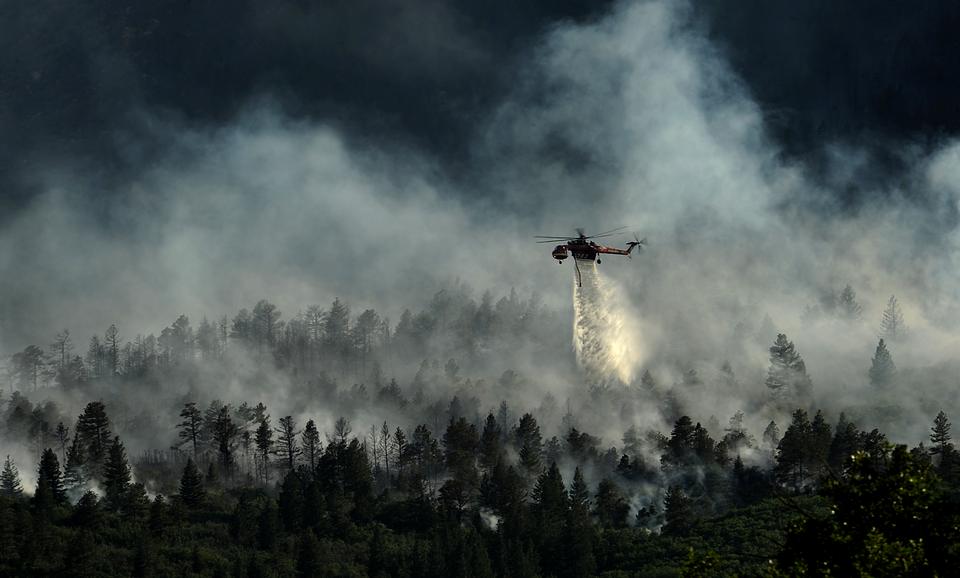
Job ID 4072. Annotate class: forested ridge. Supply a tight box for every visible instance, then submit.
[1,284,958,577]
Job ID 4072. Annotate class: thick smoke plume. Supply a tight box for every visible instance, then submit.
[2,0,960,460]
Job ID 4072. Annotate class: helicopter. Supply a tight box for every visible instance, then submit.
[535,226,646,286]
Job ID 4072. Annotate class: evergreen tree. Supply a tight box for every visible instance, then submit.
[515,413,543,478]
[880,295,906,341]
[104,323,121,375]
[532,462,569,577]
[255,415,273,484]
[775,409,813,492]
[301,420,321,472]
[76,401,112,469]
[54,422,69,464]
[565,467,596,578]
[72,490,101,529]
[212,405,239,473]
[34,448,66,510]
[828,412,860,473]
[930,411,952,457]
[838,284,863,320]
[868,338,896,388]
[722,410,755,452]
[179,458,205,508]
[126,483,151,519]
[175,402,203,457]
[663,416,696,468]
[763,420,781,450]
[640,368,657,392]
[149,495,167,535]
[275,415,301,472]
[103,436,131,512]
[0,456,23,498]
[279,469,305,532]
[809,410,832,477]
[663,484,693,535]
[479,413,502,472]
[593,478,629,528]
[64,429,86,494]
[533,462,568,517]
[443,417,480,490]
[765,334,812,406]
[392,427,409,482]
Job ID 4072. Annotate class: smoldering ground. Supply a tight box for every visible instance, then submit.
[2,0,960,486]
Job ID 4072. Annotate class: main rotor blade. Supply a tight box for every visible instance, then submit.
[534,235,573,239]
[536,239,566,243]
[584,226,627,239]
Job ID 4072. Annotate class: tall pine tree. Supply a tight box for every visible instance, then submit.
[868,338,896,388]
[765,334,812,407]
[34,448,66,511]
[880,295,906,341]
[103,436,131,512]
[0,456,23,498]
[179,458,205,508]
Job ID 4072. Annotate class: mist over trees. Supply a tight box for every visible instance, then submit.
[0,279,957,575]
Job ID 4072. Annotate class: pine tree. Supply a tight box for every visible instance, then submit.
[255,415,273,484]
[837,285,863,320]
[212,405,239,473]
[808,410,832,477]
[179,458,205,508]
[279,470,305,532]
[763,420,781,450]
[0,456,23,498]
[54,422,69,464]
[663,416,696,468]
[275,416,301,472]
[640,369,657,392]
[175,402,203,457]
[104,324,121,375]
[868,339,896,388]
[593,478,629,528]
[775,409,813,492]
[479,413,502,472]
[663,485,693,535]
[392,427,409,482]
[76,401,112,469]
[930,411,952,456]
[880,295,906,341]
[515,413,543,478]
[34,448,66,510]
[532,462,569,577]
[64,429,86,494]
[765,334,813,406]
[565,466,596,578]
[301,420,321,472]
[103,436,131,512]
[828,412,859,473]
[72,491,101,529]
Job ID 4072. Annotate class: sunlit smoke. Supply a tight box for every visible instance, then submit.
[572,258,646,384]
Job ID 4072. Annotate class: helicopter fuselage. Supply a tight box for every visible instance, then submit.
[551,239,636,262]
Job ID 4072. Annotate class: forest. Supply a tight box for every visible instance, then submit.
[0,282,958,577]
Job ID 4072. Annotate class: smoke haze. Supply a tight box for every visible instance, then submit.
[3,0,960,453]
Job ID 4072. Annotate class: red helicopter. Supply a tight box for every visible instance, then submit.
[535,227,645,285]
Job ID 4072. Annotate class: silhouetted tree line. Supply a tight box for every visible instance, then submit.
[1,386,959,576]
[3,283,553,393]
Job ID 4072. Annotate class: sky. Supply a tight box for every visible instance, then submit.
[3,0,960,434]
